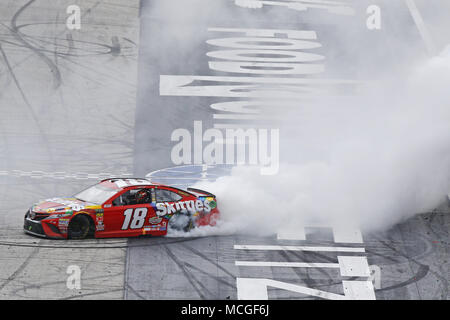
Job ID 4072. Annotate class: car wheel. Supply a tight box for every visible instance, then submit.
[168,213,193,232]
[68,215,92,239]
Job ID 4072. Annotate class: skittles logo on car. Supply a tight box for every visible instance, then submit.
[155,197,216,217]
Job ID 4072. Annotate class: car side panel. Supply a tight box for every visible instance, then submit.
[95,186,166,238]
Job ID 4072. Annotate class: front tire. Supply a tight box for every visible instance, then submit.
[68,215,92,239]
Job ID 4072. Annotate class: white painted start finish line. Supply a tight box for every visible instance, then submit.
[234,244,365,253]
[237,278,376,300]
[235,222,374,299]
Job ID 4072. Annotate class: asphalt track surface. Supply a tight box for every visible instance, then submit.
[0,0,139,299]
[0,0,449,300]
[124,165,449,300]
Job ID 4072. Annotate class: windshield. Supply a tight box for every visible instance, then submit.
[74,183,119,205]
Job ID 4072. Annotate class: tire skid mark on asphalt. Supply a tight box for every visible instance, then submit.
[1,0,58,175]
[0,236,203,249]
[424,211,449,241]
[0,239,41,291]
[163,244,209,300]
[375,264,429,292]
[0,0,140,300]
[283,248,369,290]
[0,130,13,230]
[180,243,236,279]
[61,288,124,300]
[380,231,448,299]
[377,239,429,288]
[0,42,34,113]
[9,271,125,298]
[365,231,436,266]
[276,248,358,296]
[1,0,138,182]
[364,248,402,264]
[278,250,337,288]
[11,0,60,89]
[124,283,147,300]
[10,272,125,294]
[182,261,236,290]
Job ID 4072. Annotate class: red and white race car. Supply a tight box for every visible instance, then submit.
[23,178,219,239]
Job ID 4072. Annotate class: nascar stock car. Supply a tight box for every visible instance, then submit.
[23,178,219,239]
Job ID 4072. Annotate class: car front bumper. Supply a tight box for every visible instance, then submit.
[23,211,65,239]
[23,217,47,238]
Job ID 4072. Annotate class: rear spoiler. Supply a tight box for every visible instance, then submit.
[187,188,216,198]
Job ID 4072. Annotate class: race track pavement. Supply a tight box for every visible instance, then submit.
[0,0,448,300]
[124,165,449,300]
[0,0,140,299]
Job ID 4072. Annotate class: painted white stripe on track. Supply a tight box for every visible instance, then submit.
[234,244,366,252]
[236,261,340,268]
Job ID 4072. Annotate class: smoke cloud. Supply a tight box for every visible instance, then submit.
[143,1,450,236]
[193,44,450,236]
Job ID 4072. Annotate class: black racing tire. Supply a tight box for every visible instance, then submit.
[68,215,92,240]
[168,213,194,233]
[183,219,194,233]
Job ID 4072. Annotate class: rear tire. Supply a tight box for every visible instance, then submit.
[68,215,92,240]
[168,213,194,232]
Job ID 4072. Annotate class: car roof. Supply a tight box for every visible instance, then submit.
[100,178,160,188]
[99,178,197,197]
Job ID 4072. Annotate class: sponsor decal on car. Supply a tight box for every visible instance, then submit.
[96,221,105,231]
[143,220,167,234]
[96,213,105,231]
[58,218,70,234]
[155,199,214,217]
[58,219,70,226]
[148,216,163,224]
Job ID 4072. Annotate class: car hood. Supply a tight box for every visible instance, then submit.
[31,198,100,214]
